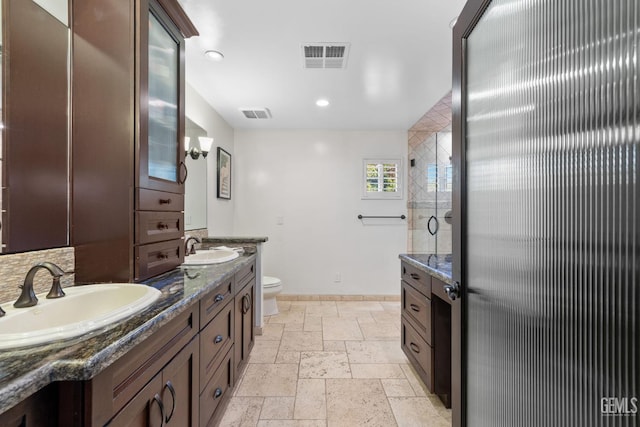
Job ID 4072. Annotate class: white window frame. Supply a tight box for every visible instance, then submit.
[362,158,403,200]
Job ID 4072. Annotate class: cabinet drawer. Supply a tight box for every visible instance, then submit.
[402,282,431,344]
[200,301,234,390]
[235,260,256,294]
[200,278,234,326]
[200,347,233,427]
[136,239,184,281]
[401,262,430,295]
[401,318,433,391]
[137,188,184,211]
[136,211,184,244]
[431,276,452,304]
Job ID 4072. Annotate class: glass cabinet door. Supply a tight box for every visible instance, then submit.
[148,12,179,183]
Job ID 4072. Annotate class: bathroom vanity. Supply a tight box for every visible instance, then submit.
[0,255,256,426]
[399,254,453,408]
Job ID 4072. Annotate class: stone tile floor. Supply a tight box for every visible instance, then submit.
[219,299,452,426]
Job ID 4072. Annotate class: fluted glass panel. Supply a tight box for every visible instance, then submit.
[465,0,638,426]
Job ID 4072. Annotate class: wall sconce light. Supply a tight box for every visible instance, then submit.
[185,136,214,160]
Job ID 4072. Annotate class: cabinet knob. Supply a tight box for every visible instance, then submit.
[410,304,420,312]
[214,294,225,303]
[214,335,224,344]
[159,198,172,205]
[157,222,170,230]
[157,253,169,260]
[410,273,421,281]
[444,282,461,302]
[214,388,223,399]
[409,342,420,354]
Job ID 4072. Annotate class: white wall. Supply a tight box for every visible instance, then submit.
[185,84,235,235]
[233,130,408,296]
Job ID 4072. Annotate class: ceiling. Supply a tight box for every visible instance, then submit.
[179,0,467,130]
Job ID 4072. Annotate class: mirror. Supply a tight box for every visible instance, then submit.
[1,0,70,253]
[184,117,208,230]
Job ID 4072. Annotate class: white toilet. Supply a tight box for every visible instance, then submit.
[263,276,283,316]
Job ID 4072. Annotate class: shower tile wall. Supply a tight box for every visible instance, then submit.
[407,93,452,254]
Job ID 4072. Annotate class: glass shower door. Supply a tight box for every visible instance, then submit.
[421,130,453,256]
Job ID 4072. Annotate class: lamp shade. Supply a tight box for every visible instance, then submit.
[198,137,214,152]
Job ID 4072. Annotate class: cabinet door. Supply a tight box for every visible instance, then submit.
[0,384,58,427]
[107,339,198,427]
[234,280,255,376]
[107,375,164,427]
[138,0,186,194]
[161,338,199,427]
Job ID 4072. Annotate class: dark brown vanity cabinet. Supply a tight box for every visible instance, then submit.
[71,305,200,426]
[73,0,197,283]
[400,261,452,408]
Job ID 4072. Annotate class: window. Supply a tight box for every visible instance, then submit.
[362,158,402,199]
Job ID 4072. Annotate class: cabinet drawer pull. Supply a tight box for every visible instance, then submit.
[152,394,165,427]
[159,198,172,205]
[242,294,251,314]
[214,294,225,303]
[157,252,169,260]
[410,304,420,312]
[409,342,420,354]
[410,273,421,281]
[214,335,224,344]
[163,381,176,423]
[157,222,170,230]
[213,387,223,399]
[179,161,188,184]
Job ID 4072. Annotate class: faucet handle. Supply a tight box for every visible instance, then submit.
[0,306,5,317]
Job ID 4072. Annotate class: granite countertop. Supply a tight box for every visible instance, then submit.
[399,253,453,284]
[203,236,269,244]
[0,253,256,415]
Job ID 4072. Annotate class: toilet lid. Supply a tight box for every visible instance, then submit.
[263,276,281,287]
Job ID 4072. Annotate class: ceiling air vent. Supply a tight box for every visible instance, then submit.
[302,43,350,69]
[240,108,272,119]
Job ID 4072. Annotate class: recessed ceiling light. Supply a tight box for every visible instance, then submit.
[316,99,330,107]
[204,50,224,61]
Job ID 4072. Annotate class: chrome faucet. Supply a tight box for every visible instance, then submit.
[14,262,66,308]
[184,236,202,256]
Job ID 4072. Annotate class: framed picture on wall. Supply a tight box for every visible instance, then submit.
[216,147,231,199]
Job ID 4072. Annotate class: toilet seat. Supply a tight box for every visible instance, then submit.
[263,276,281,288]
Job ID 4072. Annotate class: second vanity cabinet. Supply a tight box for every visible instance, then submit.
[400,260,452,408]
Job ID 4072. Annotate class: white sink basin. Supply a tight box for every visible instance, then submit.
[182,249,239,265]
[0,283,161,350]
